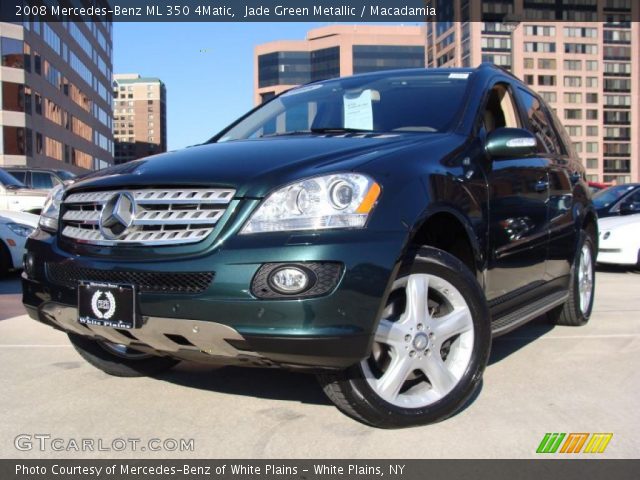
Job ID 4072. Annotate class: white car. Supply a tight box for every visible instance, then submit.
[597,214,640,267]
[0,168,48,214]
[0,210,39,276]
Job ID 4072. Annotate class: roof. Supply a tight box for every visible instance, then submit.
[114,76,163,85]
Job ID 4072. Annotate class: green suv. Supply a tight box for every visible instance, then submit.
[23,65,597,428]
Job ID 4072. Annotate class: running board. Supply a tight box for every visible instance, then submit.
[491,290,569,336]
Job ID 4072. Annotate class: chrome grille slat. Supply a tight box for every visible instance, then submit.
[61,188,235,246]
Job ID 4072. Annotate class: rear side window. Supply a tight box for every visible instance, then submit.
[517,88,564,155]
[7,170,27,183]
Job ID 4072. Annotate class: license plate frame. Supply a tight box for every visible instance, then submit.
[78,281,138,329]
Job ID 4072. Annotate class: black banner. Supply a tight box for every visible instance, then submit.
[3,460,640,480]
[1,0,638,23]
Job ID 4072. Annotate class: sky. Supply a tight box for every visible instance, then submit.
[112,22,334,151]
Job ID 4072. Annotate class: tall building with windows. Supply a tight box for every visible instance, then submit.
[254,25,426,105]
[426,0,640,183]
[0,17,114,173]
[112,74,166,164]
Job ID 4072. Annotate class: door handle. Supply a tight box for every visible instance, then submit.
[534,180,549,192]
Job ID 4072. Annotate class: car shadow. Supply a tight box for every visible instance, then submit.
[157,316,552,410]
[0,272,25,321]
[596,264,639,274]
[488,315,554,365]
[156,363,331,406]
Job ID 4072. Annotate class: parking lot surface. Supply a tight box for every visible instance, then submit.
[1,268,638,458]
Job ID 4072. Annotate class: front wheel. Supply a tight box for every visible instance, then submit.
[318,247,491,428]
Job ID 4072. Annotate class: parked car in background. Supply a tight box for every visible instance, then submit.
[3,166,77,190]
[597,215,640,268]
[0,210,38,276]
[592,183,640,219]
[0,168,48,214]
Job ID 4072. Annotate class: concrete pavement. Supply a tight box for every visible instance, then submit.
[1,268,638,459]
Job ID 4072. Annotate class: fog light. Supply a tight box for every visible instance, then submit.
[269,266,309,294]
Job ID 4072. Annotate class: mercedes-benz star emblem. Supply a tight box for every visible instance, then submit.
[99,192,136,240]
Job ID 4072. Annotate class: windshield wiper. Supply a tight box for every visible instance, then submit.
[258,130,313,138]
[310,127,375,134]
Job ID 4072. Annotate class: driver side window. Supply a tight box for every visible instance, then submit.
[482,84,521,134]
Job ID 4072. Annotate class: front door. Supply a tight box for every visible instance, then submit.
[482,83,549,301]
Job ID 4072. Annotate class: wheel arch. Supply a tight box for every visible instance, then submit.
[407,207,484,285]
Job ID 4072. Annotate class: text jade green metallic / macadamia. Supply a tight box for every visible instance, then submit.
[23,65,597,428]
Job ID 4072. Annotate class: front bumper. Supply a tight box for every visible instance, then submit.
[23,229,407,369]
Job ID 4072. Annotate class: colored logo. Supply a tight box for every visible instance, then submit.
[536,433,613,454]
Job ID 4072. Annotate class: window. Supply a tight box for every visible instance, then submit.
[481,84,521,134]
[565,109,582,120]
[563,60,582,70]
[564,43,598,54]
[586,109,598,120]
[564,27,597,38]
[586,142,598,153]
[1,82,29,113]
[524,58,534,69]
[538,75,556,86]
[586,93,598,103]
[524,42,556,53]
[586,126,599,136]
[539,92,557,103]
[586,77,598,88]
[538,58,556,69]
[1,37,25,69]
[564,93,582,104]
[586,60,598,71]
[566,126,582,137]
[518,89,563,154]
[2,126,29,155]
[564,76,582,87]
[586,159,598,169]
[525,25,556,36]
[43,24,61,54]
[524,75,535,85]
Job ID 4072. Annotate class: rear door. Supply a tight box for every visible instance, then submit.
[482,82,549,301]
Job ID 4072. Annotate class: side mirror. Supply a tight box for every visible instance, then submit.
[485,128,538,159]
[619,200,640,216]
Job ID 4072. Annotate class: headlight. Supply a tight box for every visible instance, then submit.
[241,173,381,234]
[7,223,35,237]
[38,184,65,232]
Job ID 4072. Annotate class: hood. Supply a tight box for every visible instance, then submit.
[0,209,40,227]
[70,134,447,197]
[599,214,640,231]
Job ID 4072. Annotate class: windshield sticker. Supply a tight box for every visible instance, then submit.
[343,89,374,130]
[449,73,470,79]
[282,84,323,96]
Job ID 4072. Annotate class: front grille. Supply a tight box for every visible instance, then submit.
[61,188,235,246]
[47,263,214,294]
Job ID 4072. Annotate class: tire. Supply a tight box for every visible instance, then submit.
[548,230,596,326]
[67,332,179,377]
[318,246,491,428]
[0,240,12,278]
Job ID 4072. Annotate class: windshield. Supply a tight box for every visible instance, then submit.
[0,169,26,188]
[217,71,471,142]
[592,184,636,208]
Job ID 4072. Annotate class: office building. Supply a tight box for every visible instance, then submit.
[113,73,166,164]
[0,17,114,173]
[254,25,426,104]
[426,0,640,183]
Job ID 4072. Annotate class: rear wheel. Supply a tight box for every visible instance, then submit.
[548,231,596,326]
[67,332,179,377]
[318,247,491,428]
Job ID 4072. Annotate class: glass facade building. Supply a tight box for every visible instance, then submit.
[254,25,425,105]
[0,14,113,173]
